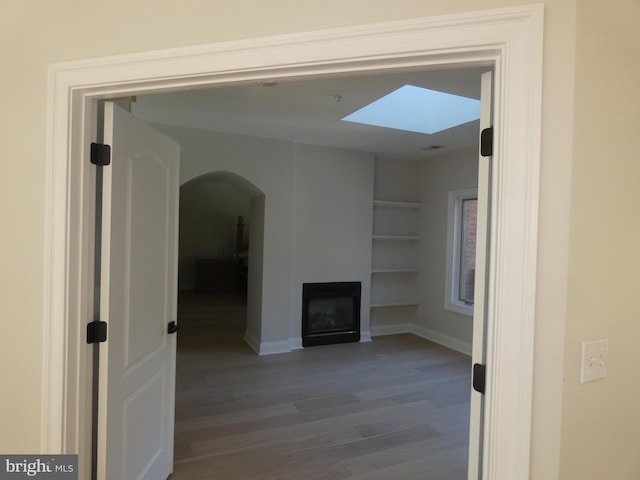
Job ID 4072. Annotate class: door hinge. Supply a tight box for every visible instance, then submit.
[168,321,179,334]
[473,363,486,394]
[87,320,108,344]
[480,127,493,157]
[90,142,111,166]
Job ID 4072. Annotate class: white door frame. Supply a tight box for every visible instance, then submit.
[42,5,543,479]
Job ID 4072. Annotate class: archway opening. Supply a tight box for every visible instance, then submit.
[178,171,265,352]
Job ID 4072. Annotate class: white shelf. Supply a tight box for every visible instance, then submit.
[373,200,421,209]
[372,235,420,241]
[371,268,419,274]
[370,188,422,314]
[370,301,420,308]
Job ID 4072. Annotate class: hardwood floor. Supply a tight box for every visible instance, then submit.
[170,291,471,480]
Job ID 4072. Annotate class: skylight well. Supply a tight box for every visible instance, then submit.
[341,85,480,134]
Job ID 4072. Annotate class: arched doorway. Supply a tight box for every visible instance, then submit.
[179,171,265,351]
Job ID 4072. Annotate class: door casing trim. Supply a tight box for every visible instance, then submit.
[42,5,543,479]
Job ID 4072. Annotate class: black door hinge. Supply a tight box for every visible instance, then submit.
[473,363,486,394]
[87,320,108,344]
[168,321,179,334]
[480,127,493,157]
[90,143,111,166]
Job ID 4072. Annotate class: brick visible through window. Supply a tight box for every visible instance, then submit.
[458,198,477,305]
[445,188,477,316]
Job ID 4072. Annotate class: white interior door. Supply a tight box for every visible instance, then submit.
[467,71,493,479]
[98,102,180,480]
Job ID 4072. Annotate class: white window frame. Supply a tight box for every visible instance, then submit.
[445,188,478,316]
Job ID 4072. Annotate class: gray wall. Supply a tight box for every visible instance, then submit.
[291,144,374,342]
[159,122,475,351]
[416,148,479,351]
[155,123,375,351]
[370,150,478,353]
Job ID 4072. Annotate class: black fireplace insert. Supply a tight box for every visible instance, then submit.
[302,281,361,347]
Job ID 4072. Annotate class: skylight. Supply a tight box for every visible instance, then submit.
[341,85,480,134]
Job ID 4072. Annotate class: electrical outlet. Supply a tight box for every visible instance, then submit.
[580,339,608,384]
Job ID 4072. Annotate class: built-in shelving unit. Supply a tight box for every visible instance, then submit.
[370,199,421,311]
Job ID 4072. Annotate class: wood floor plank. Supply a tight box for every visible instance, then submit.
[184,400,438,460]
[169,291,471,479]
[341,435,468,477]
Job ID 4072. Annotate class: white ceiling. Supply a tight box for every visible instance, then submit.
[132,66,488,161]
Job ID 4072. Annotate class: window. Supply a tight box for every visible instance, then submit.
[445,189,478,316]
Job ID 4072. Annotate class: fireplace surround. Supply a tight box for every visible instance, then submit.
[302,281,361,347]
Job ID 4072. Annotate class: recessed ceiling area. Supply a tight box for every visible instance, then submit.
[131,66,488,161]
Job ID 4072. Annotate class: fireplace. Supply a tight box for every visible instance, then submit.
[302,282,361,347]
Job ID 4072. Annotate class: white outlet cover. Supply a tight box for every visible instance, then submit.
[580,339,608,384]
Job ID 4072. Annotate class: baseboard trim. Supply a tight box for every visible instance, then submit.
[370,323,412,337]
[291,333,370,348]
[248,334,376,354]
[244,331,261,354]
[360,330,372,342]
[289,337,303,350]
[252,323,471,355]
[260,341,293,355]
[411,325,472,356]
[371,323,472,356]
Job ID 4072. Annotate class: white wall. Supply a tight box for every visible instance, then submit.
[369,151,478,353]
[246,195,265,352]
[155,124,375,351]
[155,124,295,349]
[560,2,640,477]
[291,144,375,343]
[416,148,478,352]
[1,2,577,477]
[178,179,250,290]
[172,127,471,351]
[373,157,422,201]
